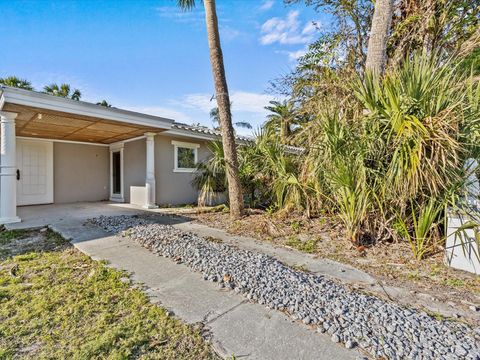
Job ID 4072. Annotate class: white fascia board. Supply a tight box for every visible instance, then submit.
[171,140,200,148]
[161,128,218,141]
[109,142,125,151]
[0,87,174,129]
[162,129,253,146]
[0,92,6,110]
[16,136,109,147]
[109,135,147,147]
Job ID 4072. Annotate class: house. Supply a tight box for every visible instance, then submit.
[0,86,243,224]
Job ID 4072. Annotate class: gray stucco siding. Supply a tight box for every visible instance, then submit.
[53,142,109,203]
[123,138,146,203]
[53,134,212,206]
[155,135,210,205]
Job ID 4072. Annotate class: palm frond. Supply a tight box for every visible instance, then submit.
[177,0,197,11]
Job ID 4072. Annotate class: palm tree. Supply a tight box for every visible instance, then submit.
[178,0,244,218]
[264,100,298,144]
[209,106,252,130]
[96,100,112,107]
[365,0,394,76]
[0,76,33,90]
[43,83,81,100]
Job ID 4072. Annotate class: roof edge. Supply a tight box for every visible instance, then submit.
[0,86,174,129]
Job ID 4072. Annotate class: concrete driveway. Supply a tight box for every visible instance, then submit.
[8,202,363,359]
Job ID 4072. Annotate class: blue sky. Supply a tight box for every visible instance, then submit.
[1,0,326,135]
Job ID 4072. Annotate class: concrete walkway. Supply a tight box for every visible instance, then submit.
[8,202,363,359]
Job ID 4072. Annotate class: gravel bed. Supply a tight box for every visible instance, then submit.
[89,215,480,360]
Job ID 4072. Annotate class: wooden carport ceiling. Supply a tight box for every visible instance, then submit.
[3,103,165,144]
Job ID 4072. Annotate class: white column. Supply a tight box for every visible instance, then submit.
[0,111,20,224]
[144,132,158,209]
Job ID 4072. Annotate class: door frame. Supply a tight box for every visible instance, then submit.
[16,137,54,206]
[109,143,124,202]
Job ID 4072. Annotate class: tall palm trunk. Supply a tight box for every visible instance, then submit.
[203,0,244,218]
[365,0,394,76]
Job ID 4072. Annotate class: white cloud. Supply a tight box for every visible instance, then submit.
[282,48,308,61]
[182,91,276,117]
[30,72,86,92]
[302,21,317,35]
[230,91,275,115]
[155,6,204,25]
[121,105,193,122]
[259,0,275,11]
[219,25,243,41]
[156,6,241,42]
[260,11,319,45]
[182,93,214,113]
[28,72,107,104]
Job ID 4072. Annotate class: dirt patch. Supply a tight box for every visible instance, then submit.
[189,210,480,314]
[0,228,68,259]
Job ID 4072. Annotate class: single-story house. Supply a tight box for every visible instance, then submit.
[0,86,247,224]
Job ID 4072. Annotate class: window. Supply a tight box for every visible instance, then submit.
[172,140,199,172]
[177,147,196,168]
[112,151,121,194]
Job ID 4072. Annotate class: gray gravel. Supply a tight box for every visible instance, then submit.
[89,215,480,360]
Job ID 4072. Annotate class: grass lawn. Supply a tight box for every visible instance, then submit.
[0,229,216,359]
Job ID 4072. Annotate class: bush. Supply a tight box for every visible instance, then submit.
[195,54,480,259]
[299,53,480,254]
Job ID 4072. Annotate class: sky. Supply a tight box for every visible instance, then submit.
[1,0,327,135]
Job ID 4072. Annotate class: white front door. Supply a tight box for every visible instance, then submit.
[16,138,54,206]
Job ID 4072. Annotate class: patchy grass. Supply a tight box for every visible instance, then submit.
[284,236,319,254]
[0,229,66,260]
[0,229,216,359]
[290,264,310,273]
[0,229,28,245]
[197,204,229,214]
[290,221,301,233]
[443,278,466,287]
[204,236,223,244]
[159,203,196,209]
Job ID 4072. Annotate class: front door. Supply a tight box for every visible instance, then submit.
[16,138,54,206]
[109,144,124,202]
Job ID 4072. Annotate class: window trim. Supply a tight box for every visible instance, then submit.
[172,140,199,173]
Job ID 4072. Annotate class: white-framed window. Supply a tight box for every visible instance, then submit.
[172,140,199,172]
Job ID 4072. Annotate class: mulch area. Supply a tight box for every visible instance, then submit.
[188,209,480,310]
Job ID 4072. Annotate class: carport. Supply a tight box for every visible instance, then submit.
[0,86,173,224]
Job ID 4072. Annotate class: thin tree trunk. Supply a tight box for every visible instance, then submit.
[365,0,394,76]
[203,0,244,219]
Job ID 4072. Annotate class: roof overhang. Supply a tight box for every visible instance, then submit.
[162,123,253,144]
[162,128,220,141]
[0,86,175,144]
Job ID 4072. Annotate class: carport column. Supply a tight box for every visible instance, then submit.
[144,132,158,209]
[0,111,21,224]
